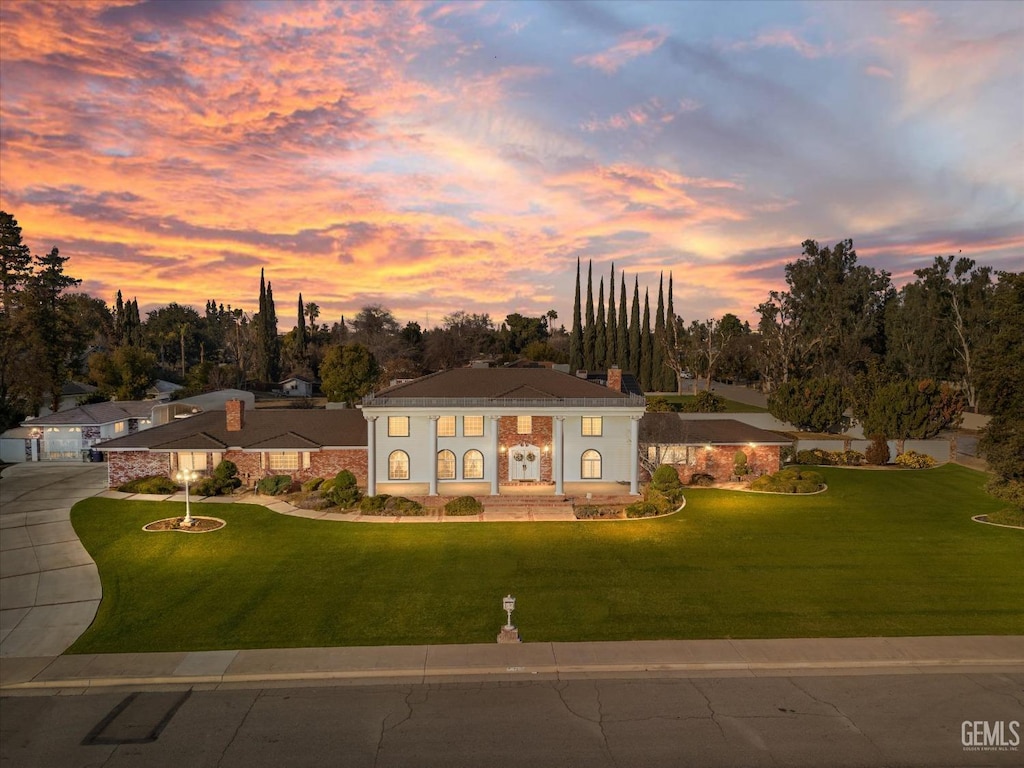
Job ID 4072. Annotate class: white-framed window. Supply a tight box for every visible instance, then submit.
[463,415,484,436]
[437,449,456,480]
[388,416,409,437]
[389,450,410,480]
[268,452,300,471]
[581,449,602,479]
[178,452,208,471]
[114,421,126,434]
[582,416,602,436]
[517,415,532,434]
[463,450,484,479]
[437,416,455,437]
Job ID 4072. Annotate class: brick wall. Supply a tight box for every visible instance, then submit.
[309,450,367,485]
[107,452,172,487]
[670,444,782,483]
[498,415,553,482]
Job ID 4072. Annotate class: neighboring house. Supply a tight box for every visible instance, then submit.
[36,381,99,417]
[96,400,367,488]
[360,366,647,496]
[639,414,791,483]
[150,389,256,426]
[280,375,316,397]
[21,401,158,461]
[146,379,184,401]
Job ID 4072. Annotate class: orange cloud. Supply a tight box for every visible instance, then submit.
[574,28,666,74]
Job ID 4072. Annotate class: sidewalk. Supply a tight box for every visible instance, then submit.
[4,635,1022,693]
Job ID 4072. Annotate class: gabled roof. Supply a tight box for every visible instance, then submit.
[364,368,645,407]
[639,414,792,445]
[96,409,367,451]
[23,401,154,427]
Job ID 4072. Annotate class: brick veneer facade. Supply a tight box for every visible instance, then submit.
[498,415,553,484]
[665,444,782,484]
[106,448,367,489]
[107,451,172,487]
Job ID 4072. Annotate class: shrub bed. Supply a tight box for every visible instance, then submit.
[257,474,292,496]
[445,496,483,516]
[573,504,625,520]
[750,467,825,494]
[359,495,427,516]
[895,451,937,469]
[194,460,242,497]
[117,475,178,494]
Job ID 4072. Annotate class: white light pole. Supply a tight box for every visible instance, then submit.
[498,594,520,643]
[175,468,199,527]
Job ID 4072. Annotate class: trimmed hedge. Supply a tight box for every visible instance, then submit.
[117,475,178,494]
[445,496,483,516]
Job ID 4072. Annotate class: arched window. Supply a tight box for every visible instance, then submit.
[388,450,409,480]
[581,449,602,479]
[437,449,456,480]
[463,449,484,479]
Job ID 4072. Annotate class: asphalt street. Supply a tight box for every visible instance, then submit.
[3,671,1023,767]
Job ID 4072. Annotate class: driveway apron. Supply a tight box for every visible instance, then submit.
[0,462,108,658]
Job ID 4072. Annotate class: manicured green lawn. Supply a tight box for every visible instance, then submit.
[68,465,1022,653]
[658,394,768,413]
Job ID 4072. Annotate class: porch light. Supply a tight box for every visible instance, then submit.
[543,444,550,453]
[175,468,200,527]
[705,444,713,451]
[499,445,507,453]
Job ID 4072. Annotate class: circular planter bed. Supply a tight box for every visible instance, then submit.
[143,516,226,533]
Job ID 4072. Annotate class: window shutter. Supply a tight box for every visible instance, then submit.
[303,452,311,469]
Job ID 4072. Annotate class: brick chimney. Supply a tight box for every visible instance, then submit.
[226,399,245,432]
[606,366,622,393]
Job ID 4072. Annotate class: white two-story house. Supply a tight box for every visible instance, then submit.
[360,366,647,496]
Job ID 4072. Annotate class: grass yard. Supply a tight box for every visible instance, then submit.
[68,464,1022,654]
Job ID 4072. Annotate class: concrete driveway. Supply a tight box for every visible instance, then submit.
[0,462,108,658]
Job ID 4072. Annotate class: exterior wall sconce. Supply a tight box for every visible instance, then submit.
[499,445,506,453]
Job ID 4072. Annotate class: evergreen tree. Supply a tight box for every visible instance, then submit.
[0,211,32,315]
[569,258,583,372]
[629,276,641,375]
[265,280,280,382]
[654,273,666,391]
[641,289,653,391]
[295,292,307,362]
[606,263,617,368]
[113,290,126,347]
[583,260,596,370]
[663,272,677,391]
[0,211,35,428]
[617,274,629,370]
[29,247,82,412]
[594,278,607,369]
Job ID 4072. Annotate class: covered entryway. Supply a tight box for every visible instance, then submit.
[508,443,540,481]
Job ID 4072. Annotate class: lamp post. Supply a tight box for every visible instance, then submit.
[175,468,199,527]
[498,594,520,643]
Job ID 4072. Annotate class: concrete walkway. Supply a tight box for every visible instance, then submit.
[0,463,108,659]
[3,635,1022,693]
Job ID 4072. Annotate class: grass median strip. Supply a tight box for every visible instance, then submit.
[68,464,1023,653]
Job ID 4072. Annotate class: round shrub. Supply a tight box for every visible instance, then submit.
[834,450,865,466]
[445,496,483,516]
[257,474,292,496]
[301,477,324,492]
[652,464,682,490]
[384,496,426,515]
[117,475,178,494]
[358,494,392,513]
[895,450,936,469]
[688,473,715,487]
[325,469,362,507]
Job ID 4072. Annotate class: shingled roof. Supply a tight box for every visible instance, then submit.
[639,414,791,445]
[96,409,367,451]
[363,367,645,406]
[24,401,155,427]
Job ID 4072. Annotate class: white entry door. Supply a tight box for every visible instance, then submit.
[509,444,540,481]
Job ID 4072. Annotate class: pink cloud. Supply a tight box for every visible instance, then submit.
[574,28,667,74]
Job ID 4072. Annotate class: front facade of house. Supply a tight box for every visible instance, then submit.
[361,367,647,495]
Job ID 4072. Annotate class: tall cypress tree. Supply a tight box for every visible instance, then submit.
[594,278,606,369]
[641,289,653,392]
[606,263,617,368]
[569,258,583,372]
[296,292,307,362]
[265,280,280,382]
[628,276,641,375]
[654,273,666,391]
[617,274,629,370]
[665,272,677,391]
[256,269,268,381]
[583,260,596,370]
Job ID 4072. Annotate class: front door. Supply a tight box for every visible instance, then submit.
[509,443,540,481]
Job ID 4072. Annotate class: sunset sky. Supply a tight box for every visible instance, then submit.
[1,0,1021,330]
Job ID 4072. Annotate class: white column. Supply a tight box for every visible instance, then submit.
[490,415,500,496]
[365,415,377,497]
[553,416,565,495]
[629,415,641,495]
[428,416,439,496]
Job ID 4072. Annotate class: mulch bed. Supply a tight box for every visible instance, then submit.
[143,516,226,533]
